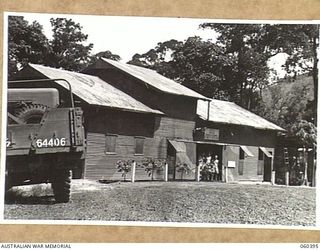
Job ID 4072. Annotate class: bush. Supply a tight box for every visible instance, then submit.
[116,160,134,181]
[176,163,190,180]
[140,158,166,180]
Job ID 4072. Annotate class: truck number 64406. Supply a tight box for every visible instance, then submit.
[36,138,67,148]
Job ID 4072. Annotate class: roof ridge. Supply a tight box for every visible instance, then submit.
[27,63,163,115]
[100,58,210,101]
[29,63,101,80]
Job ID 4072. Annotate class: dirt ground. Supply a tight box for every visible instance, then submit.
[4,180,316,226]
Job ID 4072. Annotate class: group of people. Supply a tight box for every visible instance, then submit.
[198,153,220,181]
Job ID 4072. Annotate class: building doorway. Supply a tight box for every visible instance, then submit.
[264,155,272,182]
[197,144,223,181]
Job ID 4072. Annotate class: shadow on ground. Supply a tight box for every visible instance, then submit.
[5,184,56,205]
[5,193,56,205]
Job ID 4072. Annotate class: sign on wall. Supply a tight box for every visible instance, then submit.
[204,128,219,141]
[228,161,236,168]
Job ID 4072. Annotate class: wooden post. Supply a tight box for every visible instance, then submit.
[131,161,136,183]
[271,171,276,185]
[285,171,289,186]
[271,156,275,185]
[225,166,228,183]
[164,163,168,182]
[303,148,309,186]
[196,164,200,182]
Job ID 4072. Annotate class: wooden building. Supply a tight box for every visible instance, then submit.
[13,62,209,181]
[12,60,285,183]
[195,99,285,183]
[83,58,211,180]
[12,64,164,180]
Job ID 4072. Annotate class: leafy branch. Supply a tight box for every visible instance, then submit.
[140,158,166,180]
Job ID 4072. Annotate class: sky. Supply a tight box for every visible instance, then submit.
[17,12,288,78]
[22,13,218,63]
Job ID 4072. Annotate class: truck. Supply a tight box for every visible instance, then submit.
[6,79,86,202]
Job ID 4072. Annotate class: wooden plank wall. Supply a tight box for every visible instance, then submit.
[84,132,167,180]
[84,114,196,180]
[223,146,274,182]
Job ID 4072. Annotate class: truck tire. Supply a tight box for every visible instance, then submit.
[52,169,71,203]
[72,159,85,179]
[14,104,47,124]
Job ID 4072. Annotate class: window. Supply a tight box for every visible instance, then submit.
[105,134,117,154]
[134,137,145,155]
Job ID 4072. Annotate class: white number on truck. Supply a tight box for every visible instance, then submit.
[36,138,67,148]
[6,138,11,147]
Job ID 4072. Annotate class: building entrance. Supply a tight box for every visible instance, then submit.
[197,144,223,181]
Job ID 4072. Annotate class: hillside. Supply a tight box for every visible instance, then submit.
[269,74,314,101]
[258,74,314,131]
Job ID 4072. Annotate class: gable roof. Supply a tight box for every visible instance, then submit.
[99,58,210,101]
[21,64,163,115]
[197,99,285,131]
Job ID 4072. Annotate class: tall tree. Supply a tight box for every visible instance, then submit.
[48,18,93,71]
[129,39,183,79]
[89,50,121,64]
[129,37,234,100]
[264,24,319,123]
[200,23,272,109]
[257,77,312,132]
[8,16,49,78]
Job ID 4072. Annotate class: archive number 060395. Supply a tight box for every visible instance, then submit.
[300,244,318,249]
[36,138,66,148]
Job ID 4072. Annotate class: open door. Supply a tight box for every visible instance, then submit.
[260,147,272,182]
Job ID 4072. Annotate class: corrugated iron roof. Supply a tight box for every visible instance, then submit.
[27,64,163,115]
[101,58,210,100]
[197,99,285,131]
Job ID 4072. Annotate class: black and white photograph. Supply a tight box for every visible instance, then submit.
[2,12,318,228]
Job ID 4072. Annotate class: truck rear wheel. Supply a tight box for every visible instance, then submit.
[51,169,71,203]
[14,104,47,124]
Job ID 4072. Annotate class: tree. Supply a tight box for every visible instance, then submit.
[129,37,234,100]
[116,160,133,181]
[48,18,93,71]
[140,158,165,181]
[8,16,96,76]
[264,24,319,123]
[200,23,273,109]
[8,16,49,78]
[128,39,183,79]
[89,50,121,64]
[257,77,311,132]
